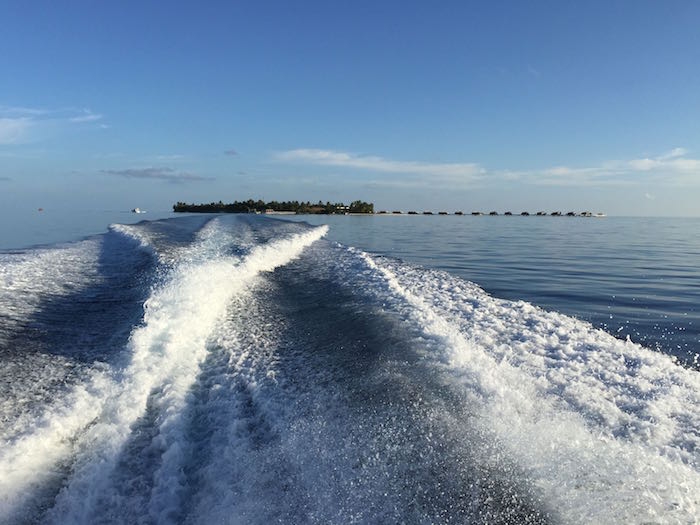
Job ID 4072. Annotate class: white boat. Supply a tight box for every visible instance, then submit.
[594,212,606,218]
[131,208,146,214]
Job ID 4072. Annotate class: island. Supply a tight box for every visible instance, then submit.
[173,199,374,214]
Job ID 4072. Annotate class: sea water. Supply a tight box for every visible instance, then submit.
[0,214,698,524]
[293,215,700,368]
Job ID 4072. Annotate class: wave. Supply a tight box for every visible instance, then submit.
[355,248,700,523]
[0,239,102,341]
[0,221,327,523]
[1,217,698,523]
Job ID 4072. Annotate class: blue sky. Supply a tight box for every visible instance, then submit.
[1,1,699,215]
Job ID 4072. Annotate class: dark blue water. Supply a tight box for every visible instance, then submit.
[1,215,698,524]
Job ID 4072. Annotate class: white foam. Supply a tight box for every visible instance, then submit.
[0,365,113,520]
[108,222,157,251]
[0,239,103,447]
[176,279,291,524]
[0,239,101,338]
[356,249,700,524]
[39,224,327,524]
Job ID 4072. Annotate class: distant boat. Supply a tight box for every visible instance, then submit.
[551,211,562,216]
[423,211,433,215]
[566,211,576,216]
[471,211,482,216]
[438,211,448,215]
[594,212,607,218]
[408,211,418,215]
[536,211,546,216]
[131,208,146,214]
[454,211,464,215]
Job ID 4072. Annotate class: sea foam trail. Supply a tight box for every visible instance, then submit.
[0,220,216,523]
[0,239,101,345]
[151,279,288,524]
[356,249,700,524]
[42,223,327,524]
[146,224,327,523]
[0,241,113,521]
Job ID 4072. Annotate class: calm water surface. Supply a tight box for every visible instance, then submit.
[293,214,700,366]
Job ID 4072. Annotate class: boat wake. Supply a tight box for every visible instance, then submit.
[0,215,697,524]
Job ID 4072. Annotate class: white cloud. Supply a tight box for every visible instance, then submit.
[276,148,484,180]
[153,154,186,161]
[527,149,700,186]
[102,167,213,183]
[69,109,102,123]
[276,147,700,188]
[660,147,687,159]
[0,106,49,117]
[527,64,541,78]
[627,158,658,171]
[0,117,33,145]
[0,106,106,144]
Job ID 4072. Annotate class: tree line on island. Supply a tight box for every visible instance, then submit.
[173,199,374,214]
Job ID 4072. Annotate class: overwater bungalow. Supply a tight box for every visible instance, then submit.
[566,211,576,216]
[392,210,403,214]
[504,211,513,216]
[438,211,448,215]
[536,211,546,216]
[551,211,562,216]
[423,211,433,215]
[454,211,464,215]
[489,211,498,216]
[408,211,418,215]
[471,211,483,216]
[521,211,530,216]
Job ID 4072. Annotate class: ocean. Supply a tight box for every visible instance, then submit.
[0,214,698,524]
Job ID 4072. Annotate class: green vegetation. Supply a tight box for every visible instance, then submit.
[173,199,374,214]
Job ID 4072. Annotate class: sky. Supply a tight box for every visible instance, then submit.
[1,0,699,216]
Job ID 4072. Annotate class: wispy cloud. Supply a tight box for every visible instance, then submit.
[69,109,102,123]
[102,167,213,183]
[153,154,186,161]
[527,64,541,78]
[0,106,107,144]
[224,149,238,156]
[276,147,700,188]
[0,117,33,145]
[276,149,484,180]
[0,106,49,117]
[527,148,700,186]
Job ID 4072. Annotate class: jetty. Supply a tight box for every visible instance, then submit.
[374,210,605,217]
